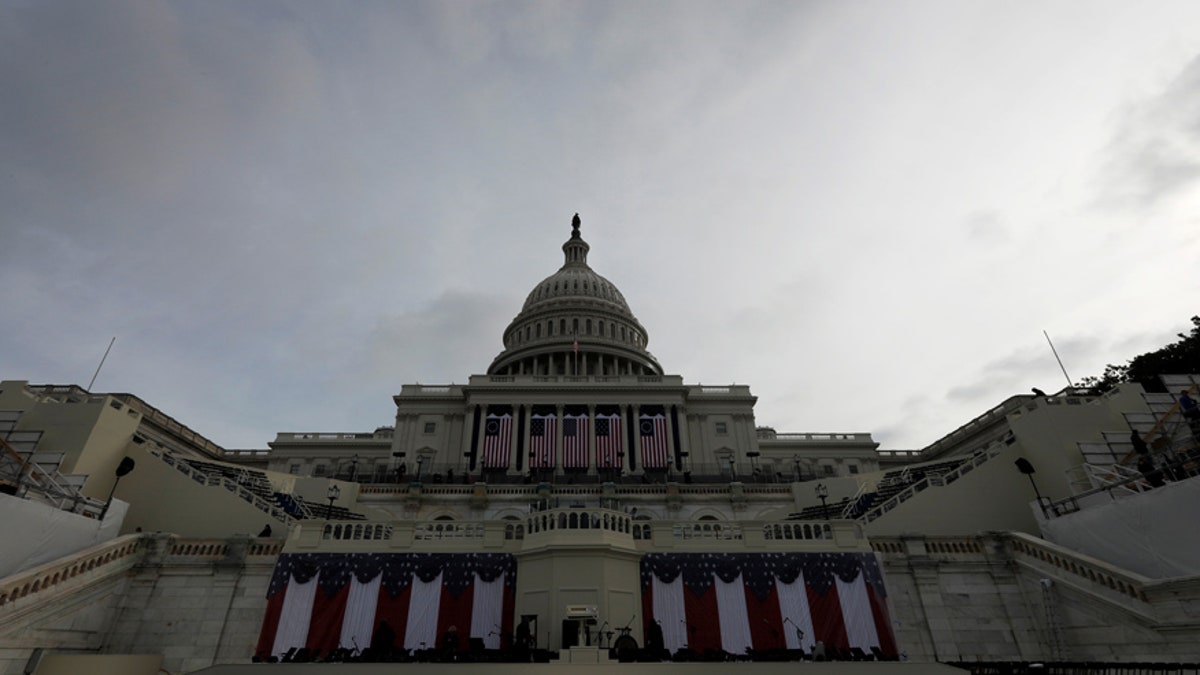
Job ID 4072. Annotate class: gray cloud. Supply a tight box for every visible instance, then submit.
[3,1,1200,452]
[962,210,1010,244]
[1095,52,1200,210]
[356,290,518,386]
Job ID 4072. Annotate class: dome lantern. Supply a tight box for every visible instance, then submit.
[486,214,663,377]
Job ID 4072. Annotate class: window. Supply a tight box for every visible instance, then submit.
[823,465,835,476]
[848,465,859,474]
[715,422,728,435]
[288,464,301,475]
[424,422,437,434]
[313,464,327,476]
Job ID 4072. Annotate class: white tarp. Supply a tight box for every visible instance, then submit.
[0,493,125,578]
[1040,478,1200,579]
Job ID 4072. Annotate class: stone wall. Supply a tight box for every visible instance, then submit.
[99,535,276,674]
[0,534,279,675]
[874,533,1200,664]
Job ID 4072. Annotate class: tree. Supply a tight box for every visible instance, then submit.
[1077,316,1200,394]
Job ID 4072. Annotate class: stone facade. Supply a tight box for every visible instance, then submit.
[0,535,278,675]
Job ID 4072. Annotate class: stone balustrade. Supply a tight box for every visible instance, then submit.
[360,481,793,498]
[872,533,1153,606]
[0,534,143,608]
[0,533,284,611]
[287,510,870,554]
[1006,532,1151,604]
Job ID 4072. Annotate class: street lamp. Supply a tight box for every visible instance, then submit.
[727,456,736,481]
[350,454,359,483]
[793,456,801,482]
[416,456,426,482]
[100,457,136,520]
[1014,458,1046,517]
[815,483,829,520]
[326,483,340,520]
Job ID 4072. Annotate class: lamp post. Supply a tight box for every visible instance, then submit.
[815,483,829,520]
[727,456,736,481]
[326,483,340,520]
[1014,458,1047,517]
[416,456,425,482]
[793,456,801,482]
[350,454,359,483]
[100,457,136,520]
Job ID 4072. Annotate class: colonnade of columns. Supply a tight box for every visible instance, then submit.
[465,402,682,475]
[500,351,656,377]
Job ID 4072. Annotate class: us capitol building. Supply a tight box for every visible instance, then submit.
[1,216,1199,675]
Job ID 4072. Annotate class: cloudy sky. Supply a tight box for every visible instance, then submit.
[3,1,1199,451]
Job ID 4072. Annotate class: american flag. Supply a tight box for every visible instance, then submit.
[256,552,516,660]
[640,552,896,658]
[595,414,622,469]
[482,413,512,469]
[562,413,589,468]
[639,413,669,469]
[529,414,556,469]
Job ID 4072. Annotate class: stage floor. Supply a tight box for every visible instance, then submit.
[193,662,965,675]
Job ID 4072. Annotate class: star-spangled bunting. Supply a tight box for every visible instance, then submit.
[639,551,896,658]
[639,551,885,599]
[267,552,516,599]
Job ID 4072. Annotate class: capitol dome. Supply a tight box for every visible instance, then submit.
[487,215,664,376]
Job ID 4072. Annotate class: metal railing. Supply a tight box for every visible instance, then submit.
[145,446,293,524]
[859,439,1008,524]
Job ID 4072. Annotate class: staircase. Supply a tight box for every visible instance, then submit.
[140,441,368,522]
[858,439,1009,524]
[139,442,296,524]
[0,411,105,518]
[1073,376,1200,492]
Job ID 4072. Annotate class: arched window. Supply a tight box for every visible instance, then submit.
[586,319,592,335]
[536,324,542,338]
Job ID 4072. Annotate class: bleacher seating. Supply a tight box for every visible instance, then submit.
[785,457,969,521]
[180,458,276,501]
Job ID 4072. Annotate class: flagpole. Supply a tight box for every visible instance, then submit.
[87,336,116,392]
[1043,330,1073,389]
